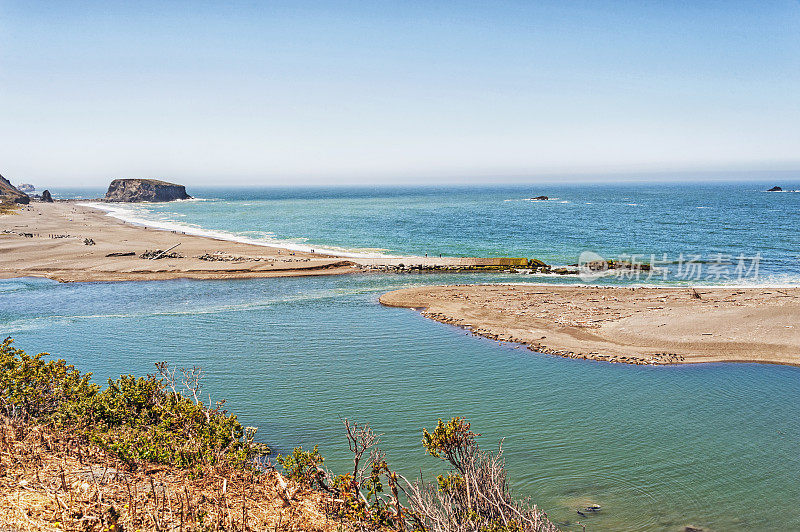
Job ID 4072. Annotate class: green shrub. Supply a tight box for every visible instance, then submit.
[276,445,325,484]
[0,338,268,471]
[0,337,99,424]
[423,416,476,472]
[89,373,266,469]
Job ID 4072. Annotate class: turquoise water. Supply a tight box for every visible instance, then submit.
[4,182,800,530]
[79,182,800,283]
[2,273,799,531]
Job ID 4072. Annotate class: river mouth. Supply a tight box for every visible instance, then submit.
[2,273,798,531]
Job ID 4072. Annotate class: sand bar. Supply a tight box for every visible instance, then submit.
[380,284,800,366]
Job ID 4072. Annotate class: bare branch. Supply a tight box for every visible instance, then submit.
[342,418,381,485]
[179,366,203,405]
[154,362,177,397]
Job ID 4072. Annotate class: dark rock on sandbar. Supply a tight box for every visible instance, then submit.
[0,174,30,204]
[767,186,783,192]
[553,267,578,275]
[530,195,549,201]
[40,189,53,202]
[104,179,191,202]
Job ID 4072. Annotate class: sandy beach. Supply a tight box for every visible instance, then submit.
[0,202,357,282]
[0,202,550,282]
[380,284,800,366]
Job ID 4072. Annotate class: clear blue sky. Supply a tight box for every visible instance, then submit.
[1,1,799,186]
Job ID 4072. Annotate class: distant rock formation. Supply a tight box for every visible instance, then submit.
[40,190,53,202]
[0,174,30,204]
[767,186,783,192]
[18,183,35,193]
[104,179,191,202]
[530,195,549,201]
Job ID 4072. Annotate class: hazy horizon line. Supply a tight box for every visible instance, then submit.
[181,175,800,190]
[25,168,800,192]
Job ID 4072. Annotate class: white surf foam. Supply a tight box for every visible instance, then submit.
[78,202,397,258]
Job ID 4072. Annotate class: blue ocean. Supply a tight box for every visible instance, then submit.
[5,181,800,530]
[68,181,800,285]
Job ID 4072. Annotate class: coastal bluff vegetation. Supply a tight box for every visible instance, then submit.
[0,338,559,531]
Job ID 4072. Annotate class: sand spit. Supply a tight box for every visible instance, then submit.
[380,284,800,366]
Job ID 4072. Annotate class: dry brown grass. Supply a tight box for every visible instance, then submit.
[0,417,352,531]
[0,201,21,215]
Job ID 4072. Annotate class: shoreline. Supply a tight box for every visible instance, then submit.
[1,201,534,282]
[79,200,396,258]
[380,284,800,367]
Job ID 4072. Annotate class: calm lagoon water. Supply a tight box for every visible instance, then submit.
[2,272,799,531]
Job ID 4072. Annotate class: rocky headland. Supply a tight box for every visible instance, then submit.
[0,173,30,205]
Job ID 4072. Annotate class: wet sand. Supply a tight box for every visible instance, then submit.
[380,284,800,366]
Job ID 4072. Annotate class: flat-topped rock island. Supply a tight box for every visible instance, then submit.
[104,178,192,202]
